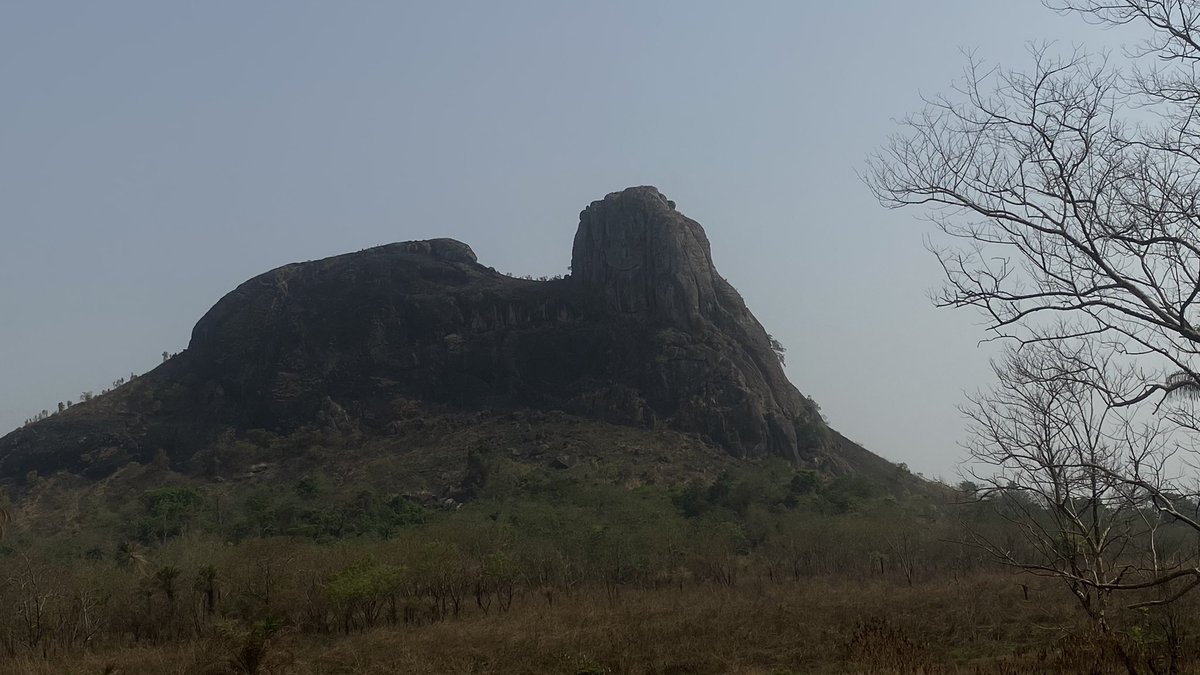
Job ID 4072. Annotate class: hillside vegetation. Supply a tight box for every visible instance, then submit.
[0,422,1193,674]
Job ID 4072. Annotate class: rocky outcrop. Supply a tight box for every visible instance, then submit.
[571,187,826,462]
[0,186,874,481]
[573,187,713,326]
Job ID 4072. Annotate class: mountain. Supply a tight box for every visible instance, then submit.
[0,186,896,488]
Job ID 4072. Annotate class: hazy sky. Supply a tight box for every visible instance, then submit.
[0,1,1131,478]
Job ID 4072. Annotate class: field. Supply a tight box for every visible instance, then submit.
[0,569,1183,674]
[0,432,1191,675]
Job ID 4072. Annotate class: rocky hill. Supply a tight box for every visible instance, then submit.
[0,186,897,488]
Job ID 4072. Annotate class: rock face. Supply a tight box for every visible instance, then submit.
[0,186,866,481]
[574,188,714,325]
[571,187,825,461]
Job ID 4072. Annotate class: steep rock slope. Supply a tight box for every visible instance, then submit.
[0,187,885,481]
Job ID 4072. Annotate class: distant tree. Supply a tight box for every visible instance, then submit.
[194,565,219,615]
[460,448,493,498]
[154,565,181,605]
[56,402,64,414]
[115,539,150,570]
[151,449,170,472]
[162,351,169,363]
[767,334,786,366]
[0,496,13,541]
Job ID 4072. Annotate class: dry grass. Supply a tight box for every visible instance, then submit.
[4,572,1154,675]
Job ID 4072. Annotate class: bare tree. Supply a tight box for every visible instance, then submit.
[966,349,1180,604]
[865,6,1200,658]
[962,345,1199,671]
[865,6,1200,408]
[864,0,1200,542]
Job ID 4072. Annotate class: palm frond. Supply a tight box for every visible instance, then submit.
[1167,371,1200,400]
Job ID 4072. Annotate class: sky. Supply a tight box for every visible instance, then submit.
[0,1,1133,479]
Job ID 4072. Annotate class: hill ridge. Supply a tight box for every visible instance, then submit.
[0,186,896,486]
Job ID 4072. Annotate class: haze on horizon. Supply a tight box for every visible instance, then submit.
[0,1,1128,478]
